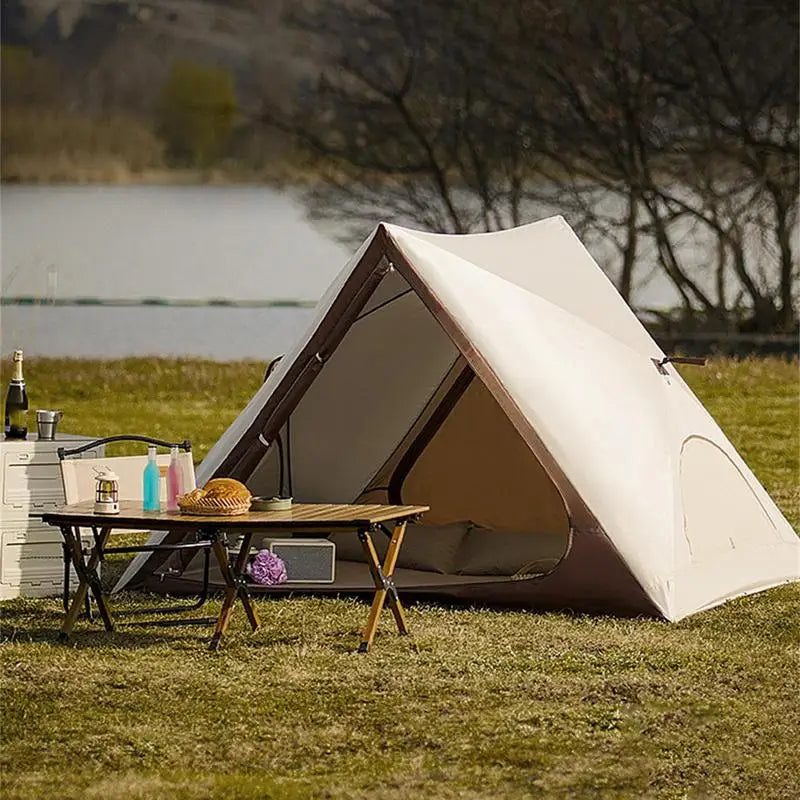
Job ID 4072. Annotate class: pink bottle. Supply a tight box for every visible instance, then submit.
[166,445,184,511]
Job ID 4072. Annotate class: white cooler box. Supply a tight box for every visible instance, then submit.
[260,537,336,584]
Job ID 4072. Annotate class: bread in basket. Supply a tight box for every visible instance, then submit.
[177,478,252,516]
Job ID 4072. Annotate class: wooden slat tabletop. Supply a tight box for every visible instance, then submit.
[41,501,429,530]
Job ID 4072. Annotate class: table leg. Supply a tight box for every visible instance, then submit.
[234,532,261,633]
[358,520,409,653]
[62,541,70,613]
[87,527,114,631]
[383,521,409,635]
[59,525,114,641]
[208,532,261,651]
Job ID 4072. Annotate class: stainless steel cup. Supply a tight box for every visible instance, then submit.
[36,409,63,440]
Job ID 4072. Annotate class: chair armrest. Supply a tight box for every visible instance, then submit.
[58,436,191,460]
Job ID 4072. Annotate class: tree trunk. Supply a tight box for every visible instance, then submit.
[619,190,639,302]
[766,181,798,331]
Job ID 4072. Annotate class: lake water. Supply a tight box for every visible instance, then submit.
[1,304,315,361]
[1,184,347,359]
[1,183,681,360]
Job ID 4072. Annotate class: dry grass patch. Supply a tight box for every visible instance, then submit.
[0,356,798,799]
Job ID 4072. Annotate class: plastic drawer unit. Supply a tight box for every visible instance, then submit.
[0,435,102,599]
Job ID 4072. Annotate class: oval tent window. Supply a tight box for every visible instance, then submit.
[679,436,778,564]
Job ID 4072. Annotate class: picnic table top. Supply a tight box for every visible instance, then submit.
[41,501,429,530]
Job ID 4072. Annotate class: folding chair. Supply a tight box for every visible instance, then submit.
[57,435,213,625]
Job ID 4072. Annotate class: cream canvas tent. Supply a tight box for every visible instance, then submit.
[120,218,799,620]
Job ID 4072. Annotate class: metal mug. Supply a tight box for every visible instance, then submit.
[36,409,63,440]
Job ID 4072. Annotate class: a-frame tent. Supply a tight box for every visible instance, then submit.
[120,217,799,620]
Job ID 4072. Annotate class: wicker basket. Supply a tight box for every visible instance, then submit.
[178,502,251,516]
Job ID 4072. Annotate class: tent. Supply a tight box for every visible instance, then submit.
[120,218,799,620]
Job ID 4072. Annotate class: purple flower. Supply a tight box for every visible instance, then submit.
[246,549,288,585]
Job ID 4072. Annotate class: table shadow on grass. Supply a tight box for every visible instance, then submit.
[0,603,218,649]
[0,622,219,650]
[0,611,393,653]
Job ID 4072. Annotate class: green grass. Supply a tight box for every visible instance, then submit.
[1,357,798,800]
[3,357,267,461]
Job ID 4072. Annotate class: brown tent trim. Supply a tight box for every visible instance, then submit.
[357,356,468,502]
[387,364,474,505]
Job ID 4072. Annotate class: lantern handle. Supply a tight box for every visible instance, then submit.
[92,465,118,478]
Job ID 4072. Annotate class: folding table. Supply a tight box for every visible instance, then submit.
[42,501,428,651]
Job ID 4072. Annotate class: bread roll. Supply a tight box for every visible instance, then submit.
[178,477,251,515]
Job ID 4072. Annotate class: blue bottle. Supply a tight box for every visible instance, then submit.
[143,445,161,511]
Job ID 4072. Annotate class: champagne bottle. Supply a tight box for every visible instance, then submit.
[4,350,28,440]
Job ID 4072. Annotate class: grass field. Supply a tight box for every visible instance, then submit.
[1,357,798,800]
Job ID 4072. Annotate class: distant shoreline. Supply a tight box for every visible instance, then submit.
[1,296,317,308]
[0,150,316,187]
[0,167,298,187]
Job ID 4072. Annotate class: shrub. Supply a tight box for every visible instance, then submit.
[156,60,238,167]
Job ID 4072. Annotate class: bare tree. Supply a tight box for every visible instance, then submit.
[261,0,798,331]
[508,0,797,329]
[643,0,799,331]
[260,1,556,239]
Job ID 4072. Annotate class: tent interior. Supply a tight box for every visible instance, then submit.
[162,262,572,594]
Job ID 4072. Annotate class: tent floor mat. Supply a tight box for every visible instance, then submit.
[139,558,536,596]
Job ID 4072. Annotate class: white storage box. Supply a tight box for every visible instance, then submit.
[260,537,336,584]
[1,437,103,520]
[0,522,95,600]
[0,435,103,599]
